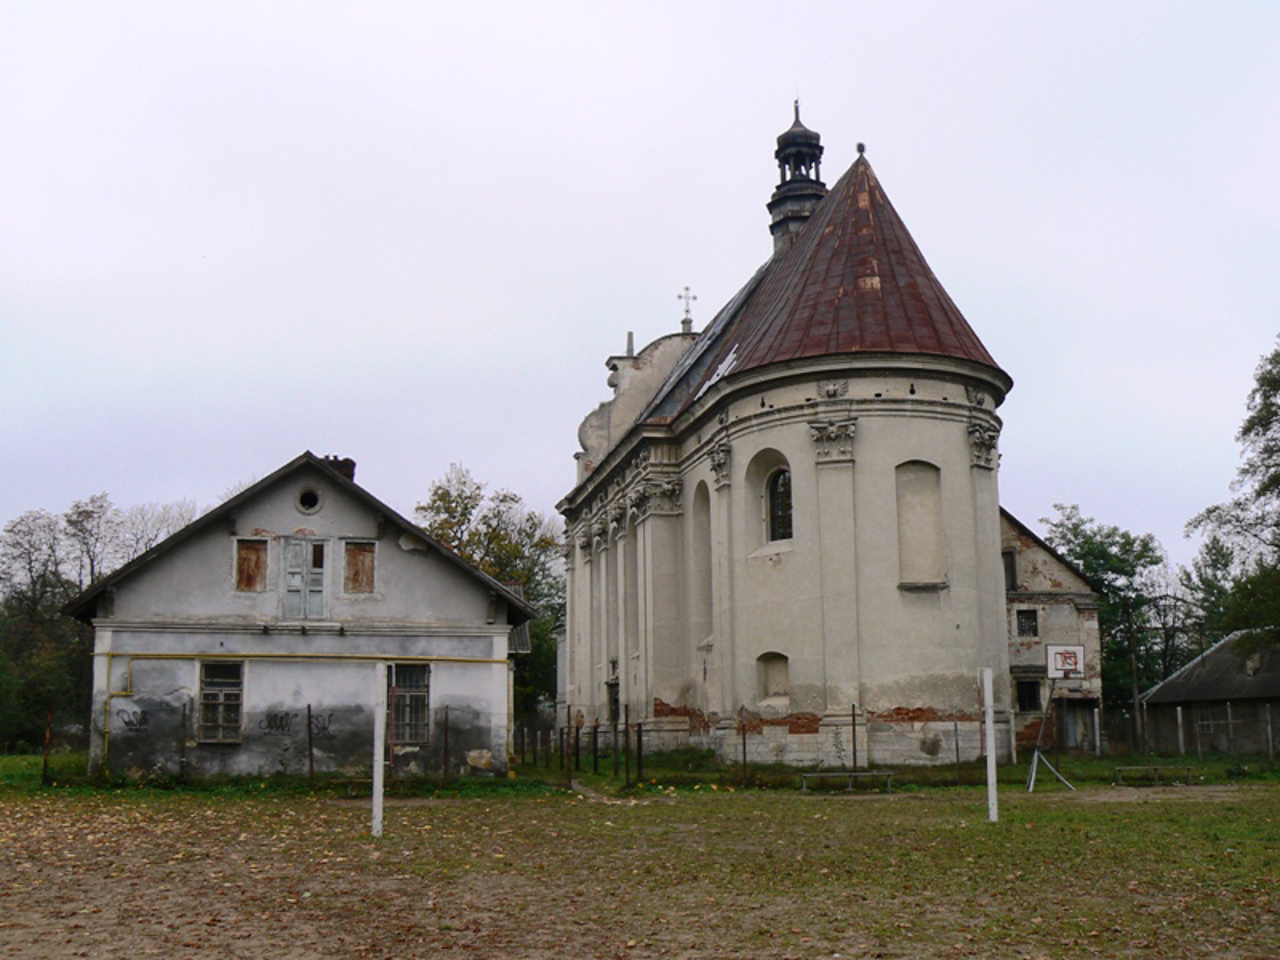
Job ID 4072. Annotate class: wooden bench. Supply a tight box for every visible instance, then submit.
[800,771,893,793]
[1114,765,1194,786]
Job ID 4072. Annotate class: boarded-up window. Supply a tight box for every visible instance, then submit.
[199,662,243,742]
[235,540,267,592]
[344,541,375,593]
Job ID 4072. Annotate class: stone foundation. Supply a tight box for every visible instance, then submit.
[639,709,1013,767]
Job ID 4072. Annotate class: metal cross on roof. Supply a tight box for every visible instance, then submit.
[678,285,697,321]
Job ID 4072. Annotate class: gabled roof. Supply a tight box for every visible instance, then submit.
[1144,632,1280,704]
[64,451,537,627]
[646,152,1009,421]
[1000,508,1106,595]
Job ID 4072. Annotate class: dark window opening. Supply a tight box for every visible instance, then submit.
[1016,609,1039,637]
[1016,680,1042,712]
[199,662,243,742]
[235,539,267,592]
[767,469,793,541]
[298,488,320,512]
[1002,550,1017,592]
[388,664,430,745]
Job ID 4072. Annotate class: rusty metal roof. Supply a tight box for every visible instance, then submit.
[671,153,1006,413]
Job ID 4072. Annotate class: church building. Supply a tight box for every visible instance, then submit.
[558,109,1099,766]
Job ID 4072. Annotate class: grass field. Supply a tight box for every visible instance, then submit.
[1,753,1277,958]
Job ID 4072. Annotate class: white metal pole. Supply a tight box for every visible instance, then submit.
[372,661,388,837]
[1094,706,1102,757]
[983,667,998,823]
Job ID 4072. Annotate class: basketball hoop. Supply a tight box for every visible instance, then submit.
[1027,646,1081,792]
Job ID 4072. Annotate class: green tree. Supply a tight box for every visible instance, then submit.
[1178,535,1236,647]
[1040,504,1165,715]
[415,466,564,724]
[1190,337,1280,556]
[1219,561,1280,649]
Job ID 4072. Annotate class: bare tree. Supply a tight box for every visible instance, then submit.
[117,500,198,559]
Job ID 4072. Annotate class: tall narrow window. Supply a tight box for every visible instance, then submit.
[235,539,267,592]
[198,662,243,742]
[767,469,793,541]
[284,539,326,618]
[344,541,375,593]
[388,664,430,745]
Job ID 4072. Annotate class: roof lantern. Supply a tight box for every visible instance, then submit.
[767,101,828,255]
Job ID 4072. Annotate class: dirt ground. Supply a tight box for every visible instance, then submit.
[1,784,1277,959]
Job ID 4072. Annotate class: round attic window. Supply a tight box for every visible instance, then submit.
[297,488,322,514]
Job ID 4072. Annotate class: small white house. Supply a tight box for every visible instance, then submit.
[67,452,535,779]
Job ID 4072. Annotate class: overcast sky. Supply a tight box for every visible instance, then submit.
[2,2,1277,567]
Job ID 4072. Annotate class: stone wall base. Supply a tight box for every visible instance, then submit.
[638,712,1013,767]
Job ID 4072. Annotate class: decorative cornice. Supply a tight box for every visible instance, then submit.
[808,417,857,460]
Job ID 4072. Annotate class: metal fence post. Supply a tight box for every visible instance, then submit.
[624,704,631,789]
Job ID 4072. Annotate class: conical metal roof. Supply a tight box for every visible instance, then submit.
[666,152,1006,413]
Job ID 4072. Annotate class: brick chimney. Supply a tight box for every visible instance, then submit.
[322,455,356,481]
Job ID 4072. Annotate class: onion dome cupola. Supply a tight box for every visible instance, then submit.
[767,101,828,256]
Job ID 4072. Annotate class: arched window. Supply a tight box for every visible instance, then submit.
[767,469,793,541]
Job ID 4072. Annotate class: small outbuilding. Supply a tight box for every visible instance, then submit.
[67,452,535,779]
[1142,633,1279,757]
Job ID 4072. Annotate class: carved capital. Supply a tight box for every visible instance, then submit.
[808,418,857,460]
[968,421,999,469]
[709,441,731,487]
[965,385,988,408]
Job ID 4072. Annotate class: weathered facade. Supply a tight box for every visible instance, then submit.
[559,110,1100,766]
[68,452,534,779]
[1001,510,1102,754]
